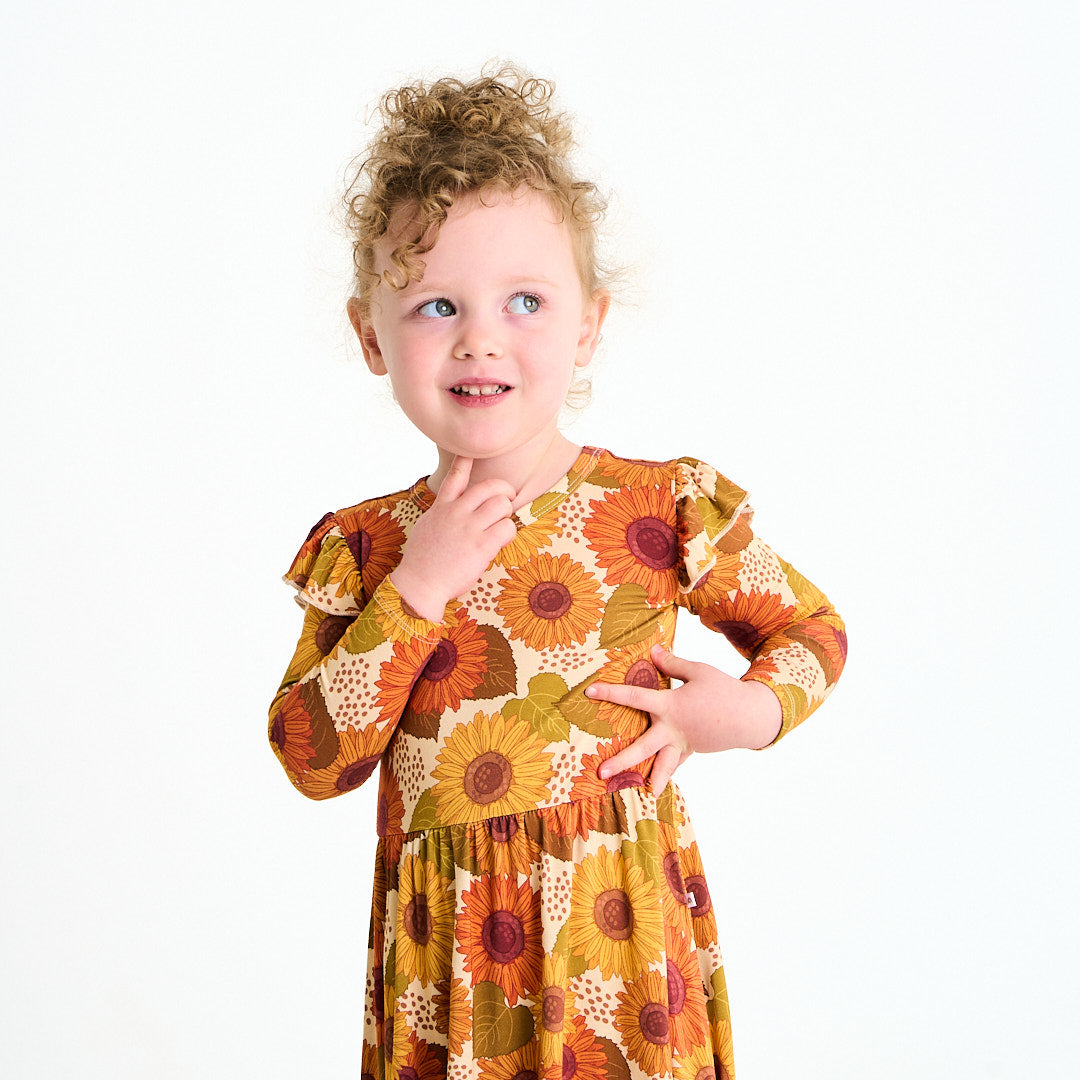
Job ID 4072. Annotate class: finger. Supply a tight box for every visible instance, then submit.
[457,476,517,512]
[649,744,684,793]
[585,680,663,714]
[437,456,473,501]
[650,644,699,683]
[473,492,515,530]
[598,726,669,779]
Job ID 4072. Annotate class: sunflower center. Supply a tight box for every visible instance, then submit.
[663,851,687,903]
[715,1055,731,1080]
[336,755,378,792]
[528,581,573,620]
[423,640,458,681]
[481,910,525,963]
[489,814,518,843]
[666,958,686,1014]
[624,658,660,688]
[685,875,712,918]
[639,1001,670,1045]
[399,1068,418,1080]
[542,986,566,1031]
[464,751,512,805]
[315,614,353,656]
[593,887,634,940]
[714,619,762,651]
[404,894,433,946]
[561,1046,577,1080]
[511,1071,538,1080]
[694,1067,714,1080]
[626,516,677,570]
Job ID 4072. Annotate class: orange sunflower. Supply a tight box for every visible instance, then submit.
[544,1013,608,1080]
[376,770,406,836]
[431,711,553,824]
[297,723,385,800]
[615,969,673,1076]
[269,679,337,784]
[665,924,710,1050]
[374,635,440,725]
[394,853,456,987]
[679,842,718,949]
[407,614,489,714]
[457,875,543,1004]
[496,553,604,652]
[698,589,797,656]
[334,505,407,598]
[584,486,679,604]
[433,975,471,1057]
[567,845,662,980]
[569,738,651,805]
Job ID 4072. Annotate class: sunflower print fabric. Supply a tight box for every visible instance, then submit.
[269,448,846,1080]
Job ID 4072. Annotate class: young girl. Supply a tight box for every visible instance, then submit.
[269,69,846,1080]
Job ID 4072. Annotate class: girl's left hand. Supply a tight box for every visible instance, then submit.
[585,645,783,792]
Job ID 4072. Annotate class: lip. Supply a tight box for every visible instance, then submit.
[446,384,513,408]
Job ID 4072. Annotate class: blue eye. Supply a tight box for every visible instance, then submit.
[508,293,541,314]
[418,298,455,317]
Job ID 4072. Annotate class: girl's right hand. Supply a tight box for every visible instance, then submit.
[389,456,518,622]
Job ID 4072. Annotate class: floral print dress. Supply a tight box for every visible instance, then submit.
[269,447,846,1080]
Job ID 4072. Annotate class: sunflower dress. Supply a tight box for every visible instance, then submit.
[269,447,846,1080]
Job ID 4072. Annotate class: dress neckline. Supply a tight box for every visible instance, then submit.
[409,446,603,527]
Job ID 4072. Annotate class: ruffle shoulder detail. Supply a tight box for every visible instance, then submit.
[674,456,753,594]
[282,512,365,616]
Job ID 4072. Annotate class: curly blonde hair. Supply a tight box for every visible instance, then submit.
[344,66,608,316]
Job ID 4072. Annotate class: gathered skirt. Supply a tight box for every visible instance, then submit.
[362,782,735,1080]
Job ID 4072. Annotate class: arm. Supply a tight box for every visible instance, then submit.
[586,459,847,790]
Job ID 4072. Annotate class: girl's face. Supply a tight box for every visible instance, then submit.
[351,188,608,479]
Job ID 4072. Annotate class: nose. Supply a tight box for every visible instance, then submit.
[452,313,503,360]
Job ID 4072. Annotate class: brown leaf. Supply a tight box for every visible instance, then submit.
[301,681,339,770]
[473,624,518,699]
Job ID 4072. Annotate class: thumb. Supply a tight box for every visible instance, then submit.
[437,456,473,501]
[650,644,697,682]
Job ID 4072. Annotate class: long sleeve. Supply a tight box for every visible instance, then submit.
[268,510,448,800]
[674,457,847,743]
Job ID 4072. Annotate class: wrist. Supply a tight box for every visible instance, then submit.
[737,678,783,749]
[388,568,448,623]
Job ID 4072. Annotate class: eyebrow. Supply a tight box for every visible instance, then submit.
[404,275,562,294]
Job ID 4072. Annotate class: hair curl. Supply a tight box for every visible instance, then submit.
[344,65,608,316]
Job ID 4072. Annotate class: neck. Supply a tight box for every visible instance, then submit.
[429,432,583,510]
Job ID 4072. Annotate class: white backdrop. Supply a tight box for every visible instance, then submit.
[3,2,1076,1077]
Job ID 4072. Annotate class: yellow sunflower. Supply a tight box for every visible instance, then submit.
[496,553,604,652]
[614,969,673,1077]
[593,628,673,740]
[697,590,796,657]
[595,453,671,489]
[431,711,553,824]
[665,924,710,1050]
[433,975,471,1058]
[374,581,452,643]
[679,842,718,949]
[531,948,577,1060]
[384,1008,413,1080]
[543,1013,608,1080]
[394,853,456,987]
[297,724,385,800]
[584,486,679,604]
[457,875,543,1005]
[684,553,744,605]
[567,846,662,980]
[280,605,356,685]
[360,1041,381,1080]
[494,509,562,568]
[475,814,542,879]
[673,1040,716,1080]
[711,1017,736,1080]
[479,1044,540,1080]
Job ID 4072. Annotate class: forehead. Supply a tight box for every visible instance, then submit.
[378,187,579,283]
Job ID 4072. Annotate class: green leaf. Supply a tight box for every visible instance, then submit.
[408,789,441,832]
[656,783,677,826]
[768,682,808,732]
[473,624,518,699]
[343,611,385,654]
[472,981,534,1058]
[623,820,661,880]
[556,677,612,738]
[696,495,726,539]
[512,674,570,743]
[599,583,655,649]
[566,949,587,979]
[552,921,569,959]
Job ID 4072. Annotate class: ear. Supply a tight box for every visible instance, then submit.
[574,289,611,368]
[347,297,388,376]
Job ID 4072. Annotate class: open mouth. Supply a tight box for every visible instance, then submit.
[449,384,511,397]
